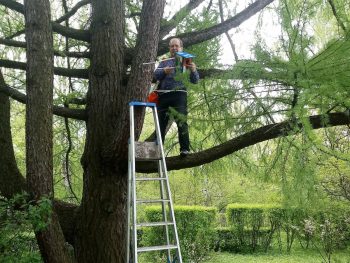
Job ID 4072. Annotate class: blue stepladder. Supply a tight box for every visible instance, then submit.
[126,101,182,263]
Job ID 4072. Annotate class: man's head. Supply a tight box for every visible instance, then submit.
[169,38,183,57]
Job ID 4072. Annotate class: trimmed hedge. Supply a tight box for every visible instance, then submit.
[141,205,217,263]
[139,203,350,259]
[214,227,271,253]
[225,203,283,252]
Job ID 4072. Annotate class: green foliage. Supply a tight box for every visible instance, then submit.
[226,203,282,252]
[141,205,217,263]
[0,194,48,262]
[226,203,281,226]
[214,227,271,253]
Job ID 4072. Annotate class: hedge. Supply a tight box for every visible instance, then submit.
[140,205,217,263]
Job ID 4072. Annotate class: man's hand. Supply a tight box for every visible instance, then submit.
[164,67,173,74]
[188,62,197,72]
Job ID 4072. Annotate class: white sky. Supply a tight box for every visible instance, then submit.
[165,0,280,65]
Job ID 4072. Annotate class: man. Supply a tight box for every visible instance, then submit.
[153,38,199,156]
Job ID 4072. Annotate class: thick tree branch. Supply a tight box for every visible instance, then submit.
[137,111,350,173]
[52,23,90,42]
[159,0,205,39]
[0,0,90,42]
[158,0,275,54]
[0,38,26,48]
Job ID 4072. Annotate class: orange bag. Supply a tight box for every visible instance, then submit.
[147,91,159,105]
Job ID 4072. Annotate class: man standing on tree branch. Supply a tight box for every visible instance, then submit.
[154,38,200,157]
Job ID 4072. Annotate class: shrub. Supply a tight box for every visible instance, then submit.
[213,227,271,253]
[141,205,217,263]
[226,203,280,252]
[0,194,45,263]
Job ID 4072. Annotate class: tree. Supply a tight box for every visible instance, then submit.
[0,0,350,262]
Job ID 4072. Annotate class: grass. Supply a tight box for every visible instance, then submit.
[204,247,350,263]
[138,245,350,263]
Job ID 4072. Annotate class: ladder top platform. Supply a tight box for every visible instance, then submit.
[129,101,156,107]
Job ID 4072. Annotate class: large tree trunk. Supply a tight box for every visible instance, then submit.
[24,1,72,262]
[76,0,128,261]
[76,0,164,262]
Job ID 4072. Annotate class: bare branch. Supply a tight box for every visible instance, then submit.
[218,0,239,62]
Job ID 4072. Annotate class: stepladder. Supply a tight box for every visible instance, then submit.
[127,101,182,263]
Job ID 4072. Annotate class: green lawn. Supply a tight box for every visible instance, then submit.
[204,249,350,263]
[138,247,350,263]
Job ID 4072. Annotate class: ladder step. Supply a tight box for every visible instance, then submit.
[135,141,161,161]
[135,177,166,181]
[136,199,170,203]
[135,157,161,161]
[138,244,178,253]
[137,221,174,227]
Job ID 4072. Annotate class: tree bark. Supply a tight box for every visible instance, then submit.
[0,71,26,198]
[24,0,72,262]
[75,0,127,261]
[75,0,164,261]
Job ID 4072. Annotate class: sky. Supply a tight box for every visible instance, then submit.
[165,0,280,65]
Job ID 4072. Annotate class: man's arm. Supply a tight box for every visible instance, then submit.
[189,62,199,84]
[154,61,166,81]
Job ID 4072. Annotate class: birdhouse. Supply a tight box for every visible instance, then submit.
[175,51,195,73]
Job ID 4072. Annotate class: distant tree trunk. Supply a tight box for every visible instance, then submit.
[24,0,72,262]
[0,71,26,198]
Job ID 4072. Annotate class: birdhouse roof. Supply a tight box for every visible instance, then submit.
[176,51,195,58]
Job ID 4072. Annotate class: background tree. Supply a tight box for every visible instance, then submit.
[0,0,350,262]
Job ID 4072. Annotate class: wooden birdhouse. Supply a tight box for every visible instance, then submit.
[175,51,196,73]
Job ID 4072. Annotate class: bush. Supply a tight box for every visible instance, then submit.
[226,203,280,252]
[0,194,44,263]
[213,227,271,253]
[141,205,217,263]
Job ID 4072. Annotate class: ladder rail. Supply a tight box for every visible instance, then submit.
[127,102,182,263]
[129,105,138,263]
[126,146,132,263]
[158,160,171,260]
[152,108,183,263]
[152,106,172,260]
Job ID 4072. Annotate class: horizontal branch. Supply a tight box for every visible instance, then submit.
[0,59,89,79]
[52,23,90,42]
[0,84,87,120]
[0,0,90,42]
[136,111,350,173]
[158,0,275,54]
[0,38,90,58]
